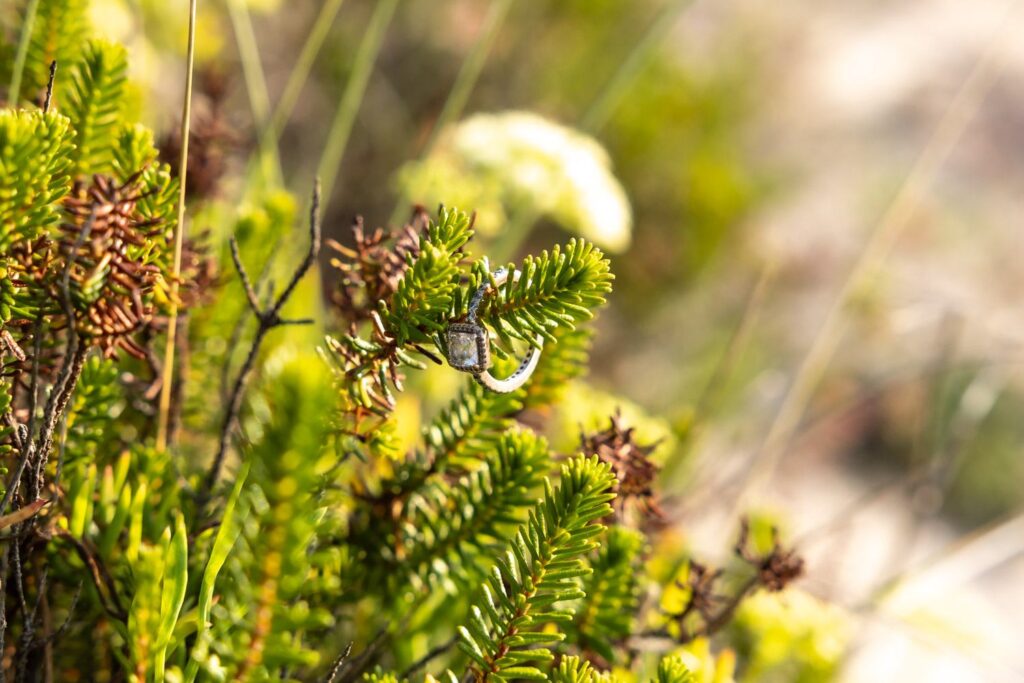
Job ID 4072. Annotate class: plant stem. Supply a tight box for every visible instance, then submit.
[316,0,400,211]
[581,0,694,134]
[388,0,511,225]
[200,183,322,506]
[422,0,511,157]
[156,0,198,453]
[227,0,283,186]
[7,0,40,106]
[269,0,347,144]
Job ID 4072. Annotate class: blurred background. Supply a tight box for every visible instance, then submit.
[81,0,1024,680]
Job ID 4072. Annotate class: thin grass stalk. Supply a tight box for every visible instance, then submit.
[268,0,347,143]
[421,0,511,157]
[227,0,283,186]
[734,2,1018,507]
[484,0,695,259]
[7,0,40,105]
[388,0,511,225]
[581,0,695,134]
[156,0,199,452]
[236,0,346,194]
[316,0,400,210]
[661,261,775,485]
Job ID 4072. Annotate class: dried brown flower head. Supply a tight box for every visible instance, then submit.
[328,208,426,325]
[580,410,663,524]
[58,174,167,359]
[735,518,805,592]
[674,560,724,625]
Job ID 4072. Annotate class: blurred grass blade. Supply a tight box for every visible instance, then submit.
[269,0,348,142]
[736,2,1019,508]
[69,464,97,538]
[389,0,512,224]
[420,0,512,158]
[154,513,189,681]
[581,0,695,133]
[316,0,401,209]
[227,0,283,186]
[7,0,40,105]
[184,462,250,683]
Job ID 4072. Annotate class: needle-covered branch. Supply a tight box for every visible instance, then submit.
[458,455,617,683]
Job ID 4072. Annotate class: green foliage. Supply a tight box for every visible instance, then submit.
[0,380,13,487]
[729,591,848,683]
[400,429,551,591]
[468,239,613,350]
[363,668,404,683]
[22,0,91,101]
[214,356,338,676]
[185,462,250,683]
[64,355,121,465]
[571,526,645,664]
[0,109,74,250]
[523,324,593,408]
[420,378,522,472]
[457,454,616,682]
[657,656,695,683]
[112,123,179,225]
[549,655,611,683]
[0,4,821,682]
[385,206,473,345]
[123,513,189,681]
[64,39,128,175]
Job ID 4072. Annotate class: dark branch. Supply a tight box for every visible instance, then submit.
[42,61,57,114]
[199,181,322,507]
[271,180,322,317]
[55,530,126,621]
[323,642,353,683]
[230,237,262,316]
[0,215,94,516]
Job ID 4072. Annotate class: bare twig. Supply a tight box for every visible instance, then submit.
[324,642,353,683]
[25,318,43,444]
[0,216,94,517]
[220,239,281,403]
[635,520,803,652]
[31,346,86,501]
[54,530,126,621]
[337,626,391,683]
[230,238,262,315]
[0,546,8,683]
[42,61,56,113]
[16,567,47,683]
[200,181,322,504]
[29,214,97,501]
[38,582,80,648]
